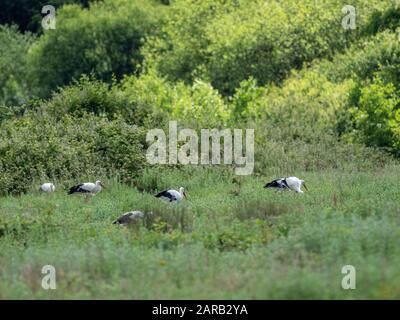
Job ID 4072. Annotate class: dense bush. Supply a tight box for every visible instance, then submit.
[121,72,230,128]
[0,70,231,195]
[28,0,165,97]
[143,0,388,95]
[228,71,393,172]
[40,73,231,128]
[311,31,400,84]
[0,64,392,195]
[0,111,147,194]
[363,5,400,36]
[42,76,131,120]
[0,25,35,106]
[237,70,354,128]
[343,76,400,155]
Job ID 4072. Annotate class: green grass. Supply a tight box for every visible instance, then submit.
[1,165,400,299]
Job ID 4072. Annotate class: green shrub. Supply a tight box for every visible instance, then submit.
[121,73,230,128]
[28,0,165,97]
[312,31,400,84]
[143,0,387,95]
[230,78,265,121]
[244,70,355,127]
[0,112,147,194]
[200,219,272,251]
[0,25,35,106]
[43,76,130,120]
[227,71,393,172]
[345,76,400,155]
[363,5,400,36]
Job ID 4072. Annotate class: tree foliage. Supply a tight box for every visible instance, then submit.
[347,76,400,155]
[0,111,147,194]
[143,0,388,94]
[0,25,35,106]
[28,0,165,97]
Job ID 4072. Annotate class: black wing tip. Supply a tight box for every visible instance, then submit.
[264,181,274,188]
[264,179,289,189]
[155,189,168,197]
[68,184,83,195]
[264,181,276,188]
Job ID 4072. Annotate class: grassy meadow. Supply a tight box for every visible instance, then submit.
[1,165,400,299]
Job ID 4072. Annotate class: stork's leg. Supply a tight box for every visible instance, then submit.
[84,195,90,203]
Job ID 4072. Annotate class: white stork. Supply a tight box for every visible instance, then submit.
[68,180,104,202]
[40,183,55,193]
[113,211,145,226]
[264,176,308,193]
[155,187,186,203]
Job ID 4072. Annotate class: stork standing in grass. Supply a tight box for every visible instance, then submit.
[40,183,55,193]
[264,176,308,193]
[155,187,186,203]
[68,180,104,202]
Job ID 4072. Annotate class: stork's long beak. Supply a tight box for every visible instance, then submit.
[101,183,106,189]
[183,192,187,198]
[303,183,308,192]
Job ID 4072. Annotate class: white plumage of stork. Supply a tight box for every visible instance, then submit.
[40,183,55,193]
[264,176,308,193]
[68,180,104,202]
[113,211,145,225]
[155,187,186,203]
